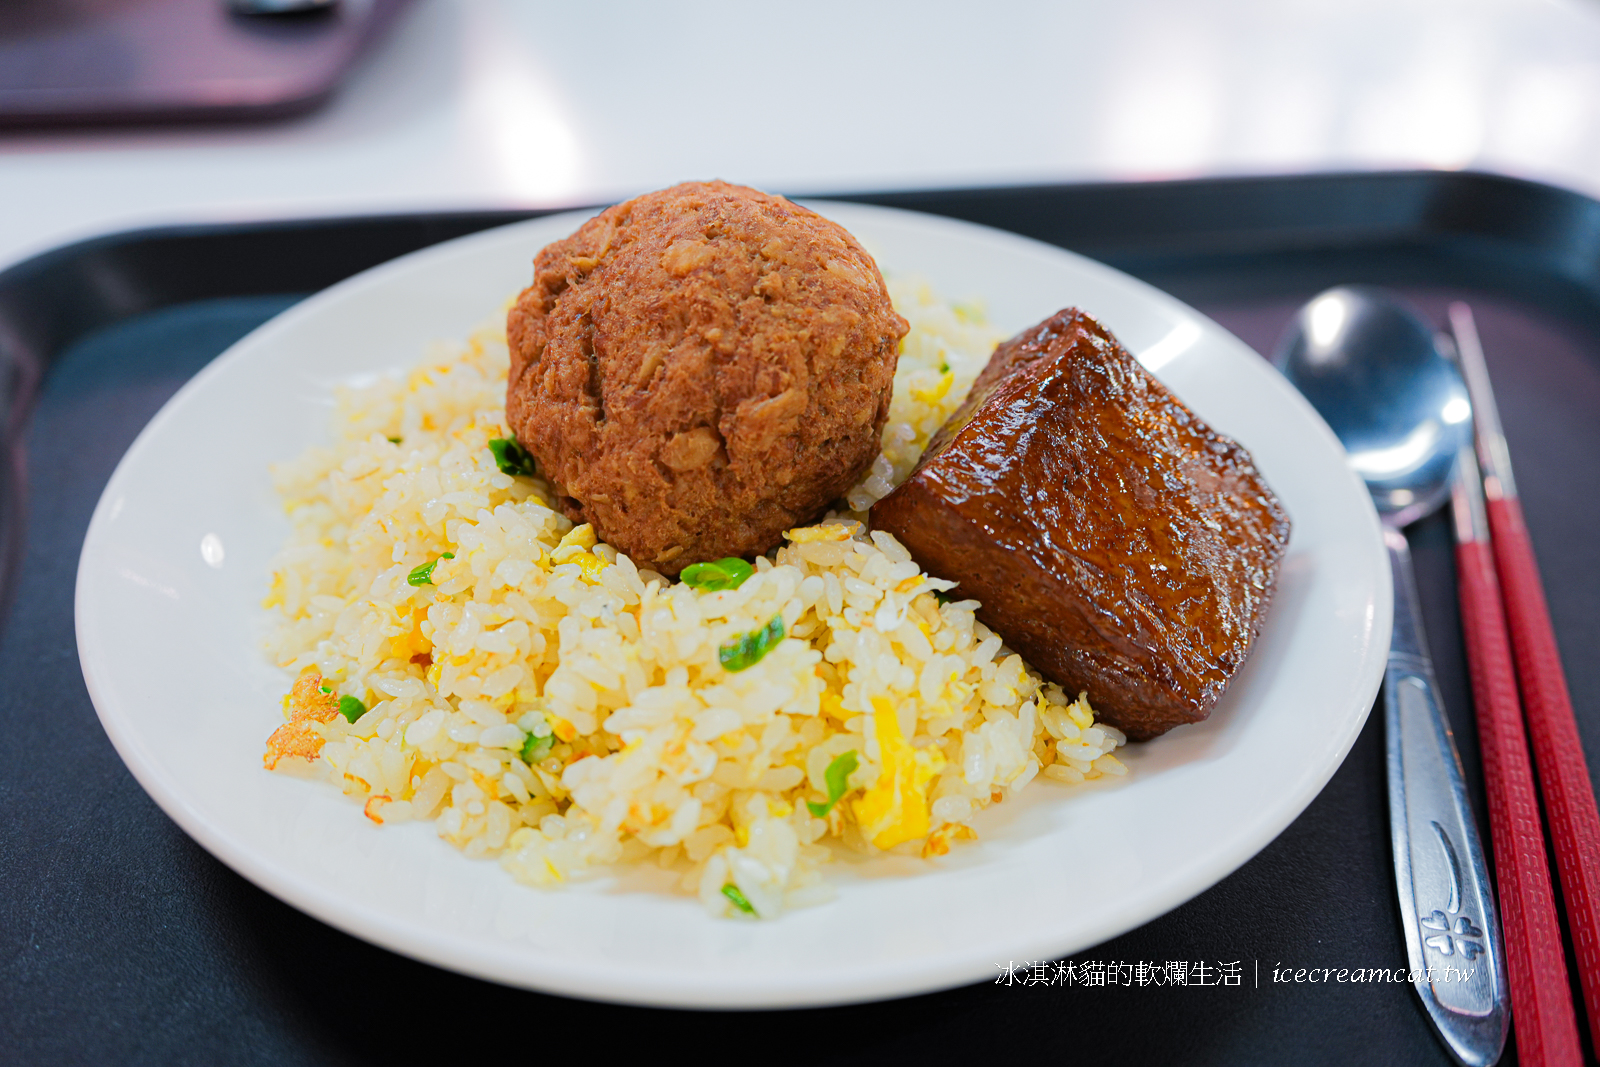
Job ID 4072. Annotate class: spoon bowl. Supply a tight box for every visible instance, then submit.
[1274,285,1471,525]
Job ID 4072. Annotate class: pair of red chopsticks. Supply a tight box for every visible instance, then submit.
[1448,305,1599,1067]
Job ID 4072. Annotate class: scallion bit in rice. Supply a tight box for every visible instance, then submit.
[261,277,1128,919]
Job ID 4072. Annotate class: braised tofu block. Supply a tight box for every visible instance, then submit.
[870,309,1290,740]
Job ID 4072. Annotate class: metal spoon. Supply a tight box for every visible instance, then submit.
[1275,286,1509,1066]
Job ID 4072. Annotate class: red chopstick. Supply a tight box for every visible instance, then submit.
[1451,442,1581,1067]
[1451,302,1600,1049]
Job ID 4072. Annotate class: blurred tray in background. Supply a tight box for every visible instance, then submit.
[0,0,409,127]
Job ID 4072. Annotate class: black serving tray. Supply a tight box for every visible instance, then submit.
[3,171,1598,1066]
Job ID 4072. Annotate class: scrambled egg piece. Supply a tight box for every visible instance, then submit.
[818,691,850,722]
[547,525,609,581]
[784,523,854,544]
[571,552,607,582]
[549,523,598,563]
[852,696,945,849]
[909,370,954,405]
[387,604,431,662]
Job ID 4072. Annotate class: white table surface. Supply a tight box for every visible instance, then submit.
[3,0,1600,271]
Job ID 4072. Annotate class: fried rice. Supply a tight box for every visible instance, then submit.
[261,274,1128,919]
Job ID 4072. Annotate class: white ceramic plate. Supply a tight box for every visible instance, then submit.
[75,202,1390,1009]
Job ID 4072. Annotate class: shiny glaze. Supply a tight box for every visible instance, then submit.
[872,309,1291,740]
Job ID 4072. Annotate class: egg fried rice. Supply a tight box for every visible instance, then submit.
[262,276,1128,918]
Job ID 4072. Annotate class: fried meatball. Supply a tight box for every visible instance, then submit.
[506,181,907,574]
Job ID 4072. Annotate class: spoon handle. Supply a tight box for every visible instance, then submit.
[1385,527,1510,1066]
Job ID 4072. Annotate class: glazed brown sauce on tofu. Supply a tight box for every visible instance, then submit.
[871,309,1290,740]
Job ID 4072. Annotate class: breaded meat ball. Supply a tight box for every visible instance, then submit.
[506,181,908,574]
